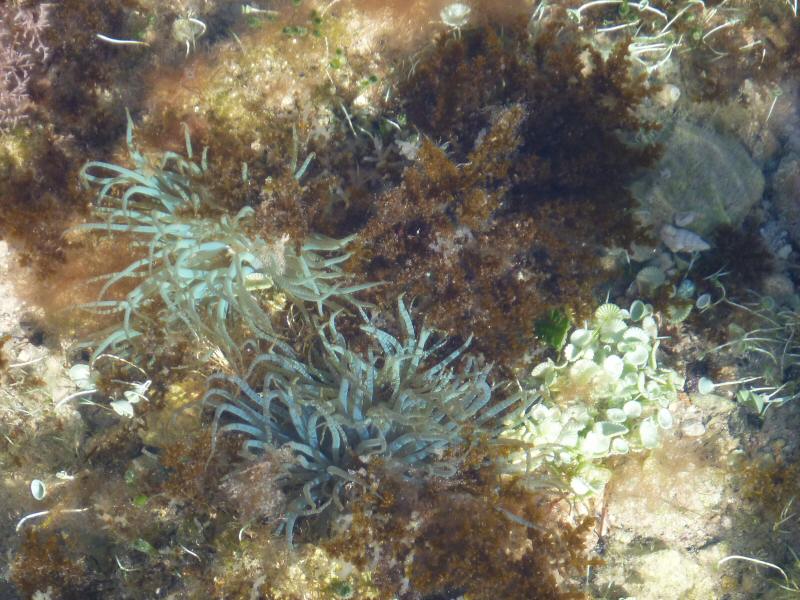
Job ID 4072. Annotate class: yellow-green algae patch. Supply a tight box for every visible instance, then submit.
[212,529,380,600]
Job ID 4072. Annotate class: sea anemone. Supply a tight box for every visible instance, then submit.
[74,112,370,364]
[203,298,533,546]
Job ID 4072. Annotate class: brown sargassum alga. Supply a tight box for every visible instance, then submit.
[349,15,659,365]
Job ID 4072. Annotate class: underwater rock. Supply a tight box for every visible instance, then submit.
[680,418,706,438]
[660,224,711,253]
[631,121,764,236]
[772,152,800,248]
[762,273,796,305]
[606,547,722,600]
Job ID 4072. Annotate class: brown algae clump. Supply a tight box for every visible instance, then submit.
[351,14,659,364]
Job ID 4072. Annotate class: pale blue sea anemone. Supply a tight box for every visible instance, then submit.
[203,298,532,546]
[74,112,370,364]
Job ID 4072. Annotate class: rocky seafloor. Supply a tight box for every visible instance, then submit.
[1,1,800,599]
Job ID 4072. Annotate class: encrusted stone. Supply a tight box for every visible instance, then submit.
[632,121,764,236]
[773,152,800,248]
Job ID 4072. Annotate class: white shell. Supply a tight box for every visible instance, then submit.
[660,224,711,253]
[30,479,46,501]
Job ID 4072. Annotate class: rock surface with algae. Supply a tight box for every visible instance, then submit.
[632,121,764,236]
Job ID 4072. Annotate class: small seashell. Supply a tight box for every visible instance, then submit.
[30,479,46,501]
[674,211,696,227]
[660,224,711,253]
